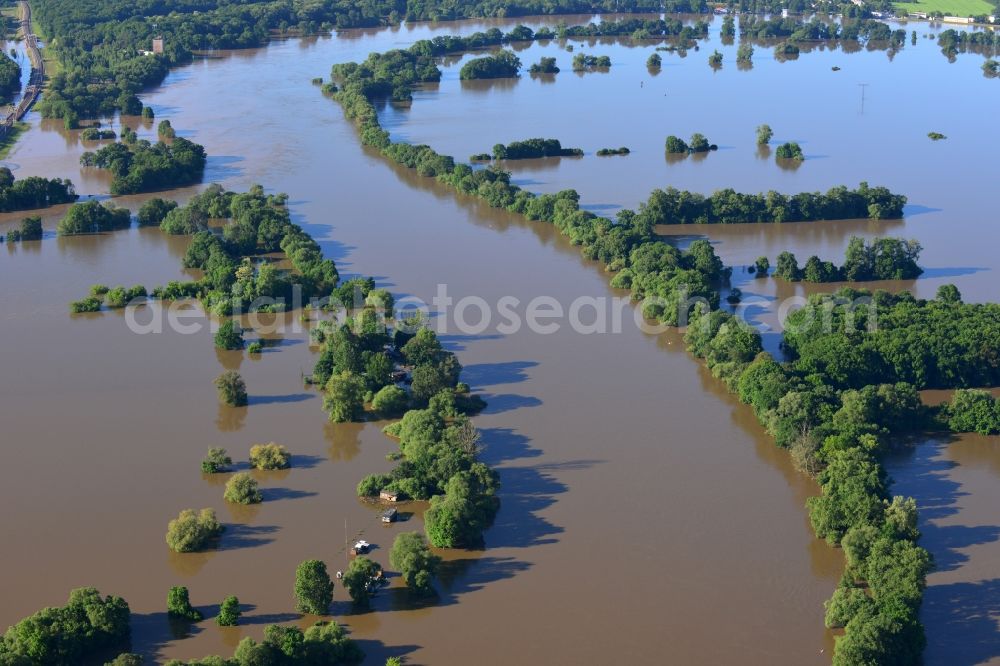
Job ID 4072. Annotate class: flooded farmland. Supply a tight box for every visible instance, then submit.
[2,13,999,665]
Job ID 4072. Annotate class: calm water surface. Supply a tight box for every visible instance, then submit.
[1,14,999,665]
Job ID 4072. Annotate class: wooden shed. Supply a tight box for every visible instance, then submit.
[380,489,401,502]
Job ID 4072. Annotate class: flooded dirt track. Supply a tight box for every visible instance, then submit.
[2,13,1000,665]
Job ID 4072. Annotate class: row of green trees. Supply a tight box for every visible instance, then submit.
[2,216,42,242]
[489,138,583,160]
[0,167,77,212]
[0,52,20,102]
[0,588,130,664]
[665,133,716,154]
[69,283,147,313]
[631,182,905,224]
[683,301,931,665]
[529,56,560,74]
[739,16,905,45]
[769,236,923,282]
[571,53,611,70]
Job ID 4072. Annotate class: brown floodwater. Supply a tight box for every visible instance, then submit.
[2,14,999,665]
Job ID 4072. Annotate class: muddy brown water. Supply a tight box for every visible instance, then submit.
[2,14,999,665]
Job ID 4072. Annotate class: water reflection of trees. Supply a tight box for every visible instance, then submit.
[325,420,363,461]
[167,548,216,577]
[216,403,247,432]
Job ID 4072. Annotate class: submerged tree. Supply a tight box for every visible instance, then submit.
[217,595,241,626]
[756,124,773,145]
[167,586,203,621]
[224,472,262,505]
[165,509,223,553]
[342,557,383,605]
[201,447,232,473]
[776,141,805,161]
[390,532,441,596]
[294,559,334,615]
[215,370,248,407]
[214,319,244,350]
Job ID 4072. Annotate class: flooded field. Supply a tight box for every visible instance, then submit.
[2,13,999,665]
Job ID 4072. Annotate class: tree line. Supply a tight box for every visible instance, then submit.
[485,138,583,160]
[632,182,904,225]
[684,299,933,665]
[767,236,923,283]
[739,16,906,45]
[0,167,77,212]
[0,52,20,103]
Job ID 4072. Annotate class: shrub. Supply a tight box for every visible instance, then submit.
[390,532,441,596]
[946,389,1000,435]
[70,296,103,313]
[167,586,202,621]
[105,286,129,308]
[166,509,223,552]
[217,596,240,626]
[214,319,244,350]
[776,141,805,161]
[342,557,383,605]
[249,442,290,470]
[57,201,131,235]
[664,135,688,153]
[224,472,262,504]
[137,198,178,227]
[215,371,247,407]
[756,124,773,145]
[689,133,712,152]
[459,51,521,79]
[357,473,391,497]
[201,447,232,473]
[158,120,176,139]
[529,56,560,74]
[372,385,409,417]
[15,216,42,240]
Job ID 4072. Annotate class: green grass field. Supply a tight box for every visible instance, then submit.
[0,122,28,160]
[894,0,995,17]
